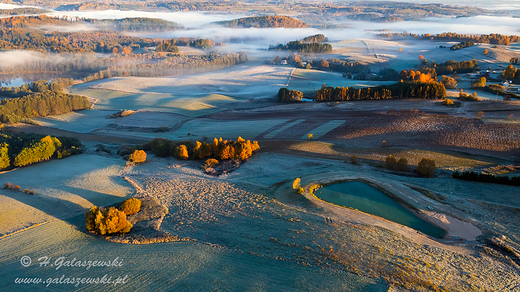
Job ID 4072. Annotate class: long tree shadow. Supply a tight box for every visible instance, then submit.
[0,180,135,235]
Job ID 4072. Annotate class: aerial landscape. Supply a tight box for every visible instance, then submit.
[0,0,520,291]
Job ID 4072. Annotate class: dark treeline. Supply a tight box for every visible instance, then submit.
[421,59,478,75]
[144,137,260,161]
[313,81,446,101]
[450,41,474,51]
[269,41,332,53]
[0,8,49,15]
[279,81,446,102]
[0,131,83,170]
[453,171,520,186]
[82,52,248,82]
[0,80,90,123]
[302,34,328,43]
[380,32,520,45]
[215,16,307,28]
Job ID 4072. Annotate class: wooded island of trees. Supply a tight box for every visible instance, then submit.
[215,16,307,28]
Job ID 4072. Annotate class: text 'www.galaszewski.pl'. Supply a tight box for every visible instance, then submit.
[15,256,129,287]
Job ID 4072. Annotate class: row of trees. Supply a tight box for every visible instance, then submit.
[0,132,83,170]
[144,137,260,161]
[312,81,446,102]
[453,171,520,186]
[81,52,248,82]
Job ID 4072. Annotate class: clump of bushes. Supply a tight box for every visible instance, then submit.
[385,155,397,169]
[417,158,436,177]
[458,89,479,101]
[202,158,219,170]
[128,150,146,164]
[85,206,133,235]
[350,155,358,164]
[144,137,260,161]
[442,98,455,106]
[397,158,408,171]
[292,178,305,193]
[3,182,35,194]
[119,198,142,215]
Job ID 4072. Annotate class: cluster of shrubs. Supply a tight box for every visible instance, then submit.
[385,155,409,171]
[453,171,520,186]
[417,158,436,177]
[128,150,147,164]
[450,41,475,51]
[144,137,260,161]
[85,198,141,235]
[0,132,83,170]
[385,156,436,177]
[201,158,219,170]
[458,89,479,101]
[3,182,34,195]
[292,178,304,194]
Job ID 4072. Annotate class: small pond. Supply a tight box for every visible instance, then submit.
[314,181,446,238]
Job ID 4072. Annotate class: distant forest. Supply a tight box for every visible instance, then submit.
[215,16,307,28]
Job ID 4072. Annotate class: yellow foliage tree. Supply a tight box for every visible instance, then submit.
[175,145,189,160]
[129,150,146,163]
[293,178,301,189]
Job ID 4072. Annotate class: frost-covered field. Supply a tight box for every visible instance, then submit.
[0,155,133,237]
[33,110,114,133]
[76,63,293,100]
